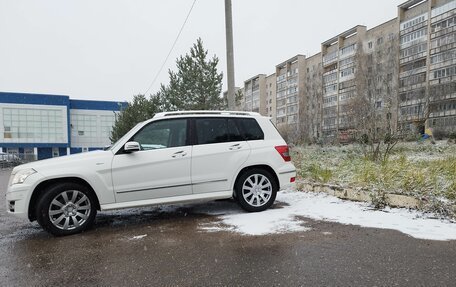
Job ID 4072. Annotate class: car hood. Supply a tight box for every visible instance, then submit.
[13,150,114,173]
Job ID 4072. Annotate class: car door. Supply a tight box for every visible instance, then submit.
[111,118,192,203]
[191,117,250,194]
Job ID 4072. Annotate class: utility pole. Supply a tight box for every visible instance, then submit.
[225,0,235,110]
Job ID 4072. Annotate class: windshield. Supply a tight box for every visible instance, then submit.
[108,122,144,151]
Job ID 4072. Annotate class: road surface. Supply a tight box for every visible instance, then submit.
[1,169,455,286]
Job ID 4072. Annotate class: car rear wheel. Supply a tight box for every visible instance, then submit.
[235,168,277,212]
[36,182,97,236]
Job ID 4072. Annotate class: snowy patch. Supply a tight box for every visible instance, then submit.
[130,234,147,240]
[199,191,456,241]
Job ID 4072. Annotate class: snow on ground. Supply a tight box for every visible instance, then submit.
[130,234,147,240]
[199,191,456,241]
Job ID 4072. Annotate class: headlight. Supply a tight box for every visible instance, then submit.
[10,168,36,185]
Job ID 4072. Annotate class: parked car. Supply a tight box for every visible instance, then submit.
[0,152,22,165]
[6,111,296,236]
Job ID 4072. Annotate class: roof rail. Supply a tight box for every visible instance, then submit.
[153,110,261,118]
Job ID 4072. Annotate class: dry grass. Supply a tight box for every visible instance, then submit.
[292,141,456,219]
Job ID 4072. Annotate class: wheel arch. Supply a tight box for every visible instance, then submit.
[28,177,101,222]
[232,164,279,196]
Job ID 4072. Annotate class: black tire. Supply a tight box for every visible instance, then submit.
[35,182,97,236]
[235,168,278,212]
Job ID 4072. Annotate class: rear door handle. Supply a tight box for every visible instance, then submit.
[172,150,187,158]
[229,144,242,150]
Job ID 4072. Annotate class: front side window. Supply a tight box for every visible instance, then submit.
[132,119,187,150]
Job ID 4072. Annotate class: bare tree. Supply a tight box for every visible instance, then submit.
[301,63,323,143]
[396,42,428,137]
[347,35,399,161]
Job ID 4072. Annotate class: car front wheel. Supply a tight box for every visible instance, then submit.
[36,182,97,236]
[235,168,278,212]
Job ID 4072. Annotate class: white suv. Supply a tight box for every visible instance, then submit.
[6,111,296,236]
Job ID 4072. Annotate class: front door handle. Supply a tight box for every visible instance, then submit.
[172,150,187,158]
[229,144,242,150]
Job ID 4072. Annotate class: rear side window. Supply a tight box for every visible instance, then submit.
[195,118,242,144]
[235,118,264,141]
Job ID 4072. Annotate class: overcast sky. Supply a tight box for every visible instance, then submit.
[1,0,404,102]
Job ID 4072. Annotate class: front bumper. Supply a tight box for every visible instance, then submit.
[6,172,43,219]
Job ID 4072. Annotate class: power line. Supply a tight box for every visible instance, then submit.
[143,0,197,95]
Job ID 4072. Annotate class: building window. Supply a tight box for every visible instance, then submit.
[431,65,456,80]
[400,42,427,58]
[52,148,59,158]
[400,28,427,45]
[71,114,97,137]
[368,41,373,49]
[2,108,65,142]
[399,72,426,87]
[340,67,355,78]
[100,115,116,139]
[431,1,456,18]
[340,44,356,56]
[431,33,456,49]
[400,13,427,31]
[431,50,456,64]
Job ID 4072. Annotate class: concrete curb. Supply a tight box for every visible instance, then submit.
[297,180,421,209]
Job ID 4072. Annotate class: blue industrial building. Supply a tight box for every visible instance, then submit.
[0,92,127,160]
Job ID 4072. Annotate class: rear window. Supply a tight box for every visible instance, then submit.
[195,118,243,144]
[234,118,264,141]
[194,117,263,145]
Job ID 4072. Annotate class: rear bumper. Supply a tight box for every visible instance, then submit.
[277,165,296,191]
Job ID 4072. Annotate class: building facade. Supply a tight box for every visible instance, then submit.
[320,26,366,139]
[397,0,456,136]
[265,73,277,123]
[303,53,323,140]
[243,74,267,114]
[0,92,127,160]
[238,0,455,142]
[275,55,306,130]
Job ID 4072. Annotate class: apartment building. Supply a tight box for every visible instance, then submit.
[397,0,456,136]
[223,87,243,110]
[275,55,306,131]
[243,74,267,114]
[427,0,456,135]
[265,73,277,123]
[303,53,323,140]
[320,26,366,139]
[307,0,454,140]
[238,0,455,142]
[362,19,400,137]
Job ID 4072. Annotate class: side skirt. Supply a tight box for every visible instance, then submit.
[100,190,233,211]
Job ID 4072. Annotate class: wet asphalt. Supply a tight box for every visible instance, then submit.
[1,169,456,286]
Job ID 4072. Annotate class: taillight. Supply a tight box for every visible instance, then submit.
[275,145,291,162]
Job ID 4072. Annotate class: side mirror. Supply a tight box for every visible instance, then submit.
[124,141,141,153]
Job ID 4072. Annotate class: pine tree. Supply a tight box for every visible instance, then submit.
[110,38,223,142]
[110,94,161,142]
[159,38,223,111]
